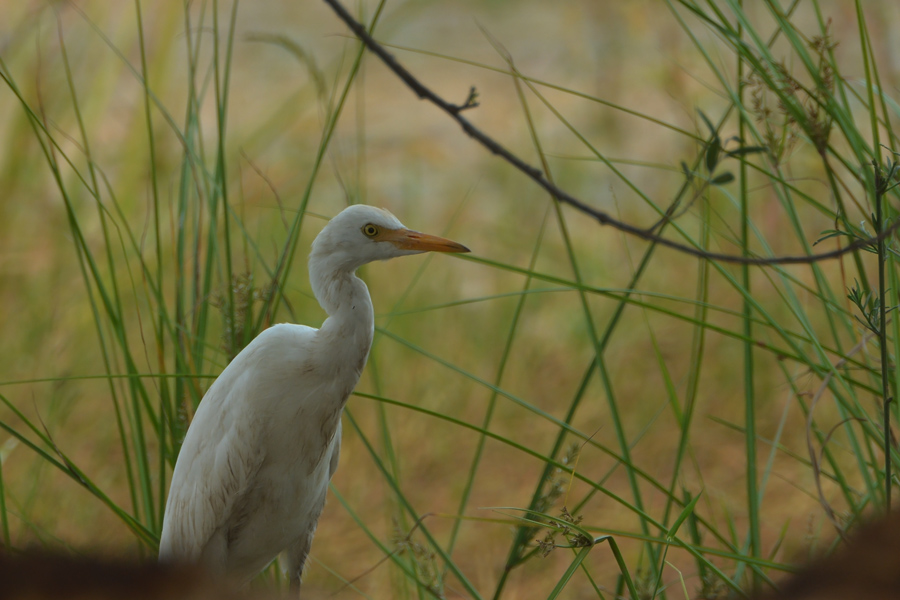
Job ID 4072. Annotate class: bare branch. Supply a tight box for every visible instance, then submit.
[321,0,895,266]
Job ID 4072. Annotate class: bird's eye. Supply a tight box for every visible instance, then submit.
[362,224,379,237]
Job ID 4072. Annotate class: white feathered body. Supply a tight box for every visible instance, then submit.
[159,276,373,583]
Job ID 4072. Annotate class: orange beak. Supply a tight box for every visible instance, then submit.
[382,228,470,253]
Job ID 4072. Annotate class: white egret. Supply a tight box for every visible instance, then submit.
[159,205,469,591]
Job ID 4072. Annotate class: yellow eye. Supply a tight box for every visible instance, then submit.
[362,224,379,237]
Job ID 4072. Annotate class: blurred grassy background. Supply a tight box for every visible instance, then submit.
[1,1,899,598]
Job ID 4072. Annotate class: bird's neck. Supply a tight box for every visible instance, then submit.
[309,253,375,370]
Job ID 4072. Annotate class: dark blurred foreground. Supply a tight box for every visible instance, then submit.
[0,550,274,600]
[2,513,900,600]
[756,511,900,600]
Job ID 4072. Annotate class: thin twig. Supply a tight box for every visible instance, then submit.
[806,369,844,537]
[806,332,875,537]
[321,0,899,266]
[326,512,436,598]
[240,150,289,233]
[874,160,896,510]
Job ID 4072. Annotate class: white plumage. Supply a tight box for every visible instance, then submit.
[158,205,469,590]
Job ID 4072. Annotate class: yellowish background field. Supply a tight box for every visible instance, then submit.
[1,1,899,597]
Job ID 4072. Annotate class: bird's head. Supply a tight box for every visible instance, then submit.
[310,205,470,272]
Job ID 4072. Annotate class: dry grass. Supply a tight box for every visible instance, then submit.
[1,1,900,598]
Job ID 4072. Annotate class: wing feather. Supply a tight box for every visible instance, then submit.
[158,367,265,566]
[159,323,324,576]
[328,420,342,479]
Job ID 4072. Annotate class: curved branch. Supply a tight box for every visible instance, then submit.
[321,0,894,266]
